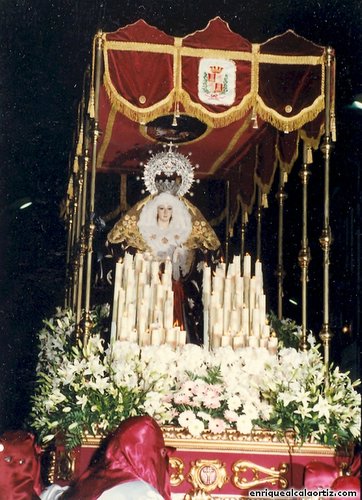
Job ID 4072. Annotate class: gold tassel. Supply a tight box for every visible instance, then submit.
[243,211,249,224]
[331,114,336,142]
[73,156,79,174]
[283,171,288,184]
[88,87,95,119]
[76,133,83,157]
[306,146,313,164]
[262,193,268,208]
[251,107,259,129]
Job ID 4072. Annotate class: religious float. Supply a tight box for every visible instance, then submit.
[29,18,360,499]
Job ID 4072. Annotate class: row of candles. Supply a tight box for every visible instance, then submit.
[110,252,187,347]
[202,254,278,353]
[110,252,278,353]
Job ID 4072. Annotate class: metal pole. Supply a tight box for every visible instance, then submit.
[76,143,90,336]
[298,143,311,351]
[256,186,262,261]
[276,169,287,319]
[84,31,103,344]
[225,180,230,266]
[240,208,247,265]
[319,47,334,381]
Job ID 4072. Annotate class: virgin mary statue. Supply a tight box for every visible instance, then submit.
[107,144,221,343]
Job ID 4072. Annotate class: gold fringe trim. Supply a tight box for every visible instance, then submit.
[96,104,118,168]
[179,88,254,128]
[103,67,175,124]
[256,95,325,133]
[276,135,301,176]
[101,31,326,131]
[300,123,324,151]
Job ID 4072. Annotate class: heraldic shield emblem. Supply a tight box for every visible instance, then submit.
[198,58,236,106]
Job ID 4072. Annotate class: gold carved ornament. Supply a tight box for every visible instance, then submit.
[169,456,185,486]
[187,459,228,495]
[231,460,289,490]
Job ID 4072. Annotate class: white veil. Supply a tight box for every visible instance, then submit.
[138,193,193,277]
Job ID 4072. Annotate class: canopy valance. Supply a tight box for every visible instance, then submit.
[74,17,333,214]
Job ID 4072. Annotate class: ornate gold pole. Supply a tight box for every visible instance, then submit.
[83,31,103,344]
[64,161,74,308]
[225,179,230,265]
[298,143,311,351]
[76,144,90,336]
[71,168,81,312]
[256,186,262,261]
[276,169,287,319]
[319,47,335,380]
[75,69,92,335]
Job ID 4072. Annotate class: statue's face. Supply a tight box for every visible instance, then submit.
[157,204,173,224]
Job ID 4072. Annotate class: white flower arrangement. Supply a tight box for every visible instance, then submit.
[29,307,361,450]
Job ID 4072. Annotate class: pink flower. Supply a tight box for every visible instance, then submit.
[173,392,191,405]
[208,418,226,434]
[224,410,238,422]
[203,393,222,409]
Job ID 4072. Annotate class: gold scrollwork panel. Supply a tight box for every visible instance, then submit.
[188,459,229,493]
[170,456,185,486]
[53,449,76,482]
[232,460,288,490]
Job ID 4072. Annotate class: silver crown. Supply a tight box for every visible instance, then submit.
[140,143,199,197]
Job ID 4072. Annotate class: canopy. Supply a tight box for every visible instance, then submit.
[81,17,333,217]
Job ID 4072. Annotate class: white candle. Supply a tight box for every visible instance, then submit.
[177,329,187,346]
[233,335,245,350]
[262,324,271,338]
[243,254,251,277]
[252,308,260,338]
[227,262,235,278]
[212,333,222,349]
[166,328,177,349]
[229,309,240,334]
[255,259,262,279]
[233,255,241,276]
[248,336,259,348]
[249,277,256,310]
[243,276,250,308]
[259,338,268,348]
[221,335,232,347]
[242,307,249,336]
[119,313,129,341]
[151,328,162,346]
[268,336,278,354]
[130,328,138,343]
[111,260,123,324]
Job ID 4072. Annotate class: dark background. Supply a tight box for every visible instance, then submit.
[0,0,361,431]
